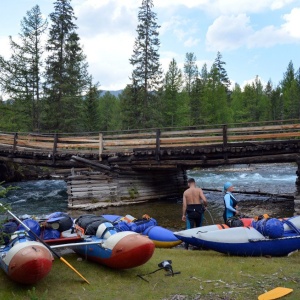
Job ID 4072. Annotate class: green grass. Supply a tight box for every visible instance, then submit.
[0,248,299,300]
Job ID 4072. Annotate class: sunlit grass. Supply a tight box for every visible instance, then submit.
[0,248,299,300]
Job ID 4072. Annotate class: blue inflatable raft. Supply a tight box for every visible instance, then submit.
[102,214,182,248]
[174,216,300,256]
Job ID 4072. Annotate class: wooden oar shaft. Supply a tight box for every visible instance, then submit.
[0,203,90,284]
[60,257,90,284]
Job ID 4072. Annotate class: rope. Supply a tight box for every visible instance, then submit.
[205,208,215,225]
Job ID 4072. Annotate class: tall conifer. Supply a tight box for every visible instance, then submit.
[0,5,47,131]
[43,0,90,132]
[126,0,163,128]
[162,58,183,126]
[183,52,198,95]
[213,51,231,94]
[280,61,300,119]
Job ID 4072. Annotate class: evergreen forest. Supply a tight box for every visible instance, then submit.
[0,0,300,133]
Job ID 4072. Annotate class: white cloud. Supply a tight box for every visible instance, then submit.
[74,0,137,37]
[247,25,289,48]
[160,16,188,36]
[154,0,208,9]
[1,0,299,94]
[270,0,296,10]
[241,75,267,89]
[71,0,140,90]
[206,14,253,51]
[206,8,300,52]
[81,32,135,90]
[282,7,300,38]
[160,16,201,50]
[0,36,11,59]
[154,0,296,14]
[212,0,296,14]
[184,37,201,47]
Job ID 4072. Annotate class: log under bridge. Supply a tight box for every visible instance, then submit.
[1,120,300,212]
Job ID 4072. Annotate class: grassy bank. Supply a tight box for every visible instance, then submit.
[0,248,299,300]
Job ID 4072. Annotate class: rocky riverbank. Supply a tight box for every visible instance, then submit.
[0,162,52,182]
[238,198,295,218]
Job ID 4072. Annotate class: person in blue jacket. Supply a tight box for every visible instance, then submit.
[223,182,239,223]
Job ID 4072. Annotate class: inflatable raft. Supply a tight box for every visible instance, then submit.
[174,216,300,256]
[102,214,182,248]
[22,213,155,269]
[0,230,53,284]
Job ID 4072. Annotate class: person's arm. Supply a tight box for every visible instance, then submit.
[224,194,237,212]
[182,193,187,221]
[199,188,208,207]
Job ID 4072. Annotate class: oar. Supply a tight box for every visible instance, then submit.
[258,287,293,300]
[0,203,90,284]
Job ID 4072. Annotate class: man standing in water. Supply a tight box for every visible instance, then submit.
[182,178,208,249]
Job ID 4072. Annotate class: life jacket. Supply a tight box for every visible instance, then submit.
[223,193,238,213]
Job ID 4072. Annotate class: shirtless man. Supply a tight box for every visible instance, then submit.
[182,178,208,228]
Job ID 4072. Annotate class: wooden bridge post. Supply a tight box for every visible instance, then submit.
[99,133,103,161]
[222,124,228,162]
[222,124,228,147]
[52,133,58,164]
[295,156,300,187]
[155,129,161,161]
[12,133,18,156]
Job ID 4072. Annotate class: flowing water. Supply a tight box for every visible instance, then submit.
[1,163,297,230]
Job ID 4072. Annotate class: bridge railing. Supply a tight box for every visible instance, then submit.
[0,120,300,158]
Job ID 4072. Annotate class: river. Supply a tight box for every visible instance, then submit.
[1,163,297,230]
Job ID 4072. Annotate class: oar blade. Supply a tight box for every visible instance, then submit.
[258,287,293,300]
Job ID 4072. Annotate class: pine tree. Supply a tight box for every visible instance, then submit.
[240,76,266,122]
[264,80,277,121]
[162,58,183,126]
[189,78,205,125]
[199,63,208,84]
[213,51,231,95]
[98,92,121,131]
[231,83,246,122]
[203,64,231,124]
[120,81,146,130]
[183,52,198,95]
[127,0,163,128]
[0,5,47,131]
[267,84,282,121]
[295,68,300,118]
[82,82,100,132]
[43,0,91,132]
[280,61,299,119]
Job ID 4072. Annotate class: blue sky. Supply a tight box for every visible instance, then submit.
[0,0,300,91]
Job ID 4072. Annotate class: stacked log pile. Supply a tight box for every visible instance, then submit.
[67,168,186,210]
[294,196,300,215]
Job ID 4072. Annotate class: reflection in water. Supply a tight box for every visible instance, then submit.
[76,195,225,230]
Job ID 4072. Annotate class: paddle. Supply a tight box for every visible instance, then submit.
[0,203,90,284]
[258,287,293,300]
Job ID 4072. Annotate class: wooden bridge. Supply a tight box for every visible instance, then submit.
[1,120,300,210]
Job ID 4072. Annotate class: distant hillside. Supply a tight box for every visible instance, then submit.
[100,90,123,97]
